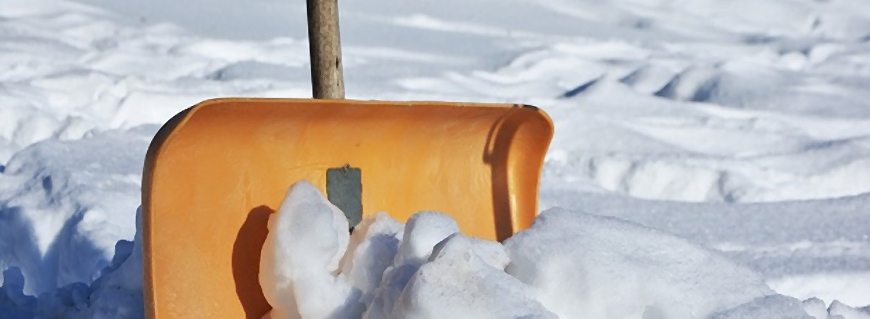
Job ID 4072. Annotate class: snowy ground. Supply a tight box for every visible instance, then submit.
[1,0,870,316]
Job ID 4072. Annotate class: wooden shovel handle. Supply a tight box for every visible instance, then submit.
[306,0,345,99]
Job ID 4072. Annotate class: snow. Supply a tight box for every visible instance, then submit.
[259,181,356,319]
[802,298,870,319]
[0,208,144,319]
[260,183,556,319]
[0,126,153,295]
[340,212,403,295]
[828,301,870,319]
[258,183,863,319]
[804,298,832,319]
[0,0,869,316]
[394,233,555,319]
[364,213,464,319]
[392,213,460,267]
[710,295,813,319]
[540,191,870,306]
[504,207,773,319]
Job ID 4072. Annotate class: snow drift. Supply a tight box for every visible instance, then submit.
[1,0,870,316]
[254,181,843,319]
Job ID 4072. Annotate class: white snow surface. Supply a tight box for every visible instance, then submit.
[504,207,774,319]
[1,0,870,317]
[259,183,775,319]
[260,182,356,319]
[258,183,865,319]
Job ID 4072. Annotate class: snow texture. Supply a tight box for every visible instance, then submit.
[261,184,556,319]
[256,182,829,319]
[259,181,357,319]
[394,233,556,319]
[709,295,814,319]
[1,0,870,316]
[828,301,870,319]
[0,127,153,295]
[0,208,144,319]
[504,207,775,319]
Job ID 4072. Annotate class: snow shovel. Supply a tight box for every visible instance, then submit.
[141,1,553,319]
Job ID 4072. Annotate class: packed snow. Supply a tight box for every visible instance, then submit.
[256,181,865,319]
[1,0,870,317]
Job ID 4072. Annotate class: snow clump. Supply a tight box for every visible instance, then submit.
[259,181,826,319]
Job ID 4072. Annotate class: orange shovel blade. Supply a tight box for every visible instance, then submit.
[142,98,553,319]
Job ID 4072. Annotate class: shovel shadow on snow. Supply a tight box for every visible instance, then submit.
[232,205,273,319]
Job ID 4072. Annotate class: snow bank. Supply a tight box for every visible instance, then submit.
[504,207,774,319]
[339,212,403,296]
[709,294,813,319]
[0,126,154,295]
[393,233,556,319]
[2,181,868,319]
[5,0,870,204]
[261,182,557,319]
[259,181,358,319]
[541,190,870,306]
[0,208,144,319]
[803,298,870,319]
[257,181,848,319]
[1,0,869,315]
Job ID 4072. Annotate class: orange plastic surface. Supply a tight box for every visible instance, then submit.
[142,98,553,319]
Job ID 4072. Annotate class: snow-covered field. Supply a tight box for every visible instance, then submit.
[1,0,870,317]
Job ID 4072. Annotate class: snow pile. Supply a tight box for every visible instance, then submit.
[260,182,556,319]
[0,170,868,319]
[0,208,144,319]
[505,207,772,319]
[0,268,36,318]
[389,233,555,319]
[4,0,870,204]
[259,181,357,319]
[0,126,154,295]
[802,298,870,319]
[710,294,813,319]
[826,301,870,319]
[541,191,870,305]
[0,0,869,315]
[257,181,843,319]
